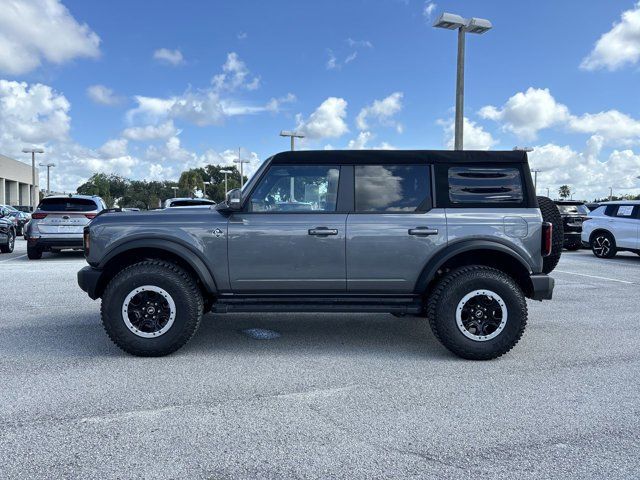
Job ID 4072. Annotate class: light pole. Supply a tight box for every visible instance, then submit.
[220,170,233,196]
[280,130,305,151]
[22,147,44,208]
[39,162,55,195]
[171,186,178,198]
[233,148,250,188]
[434,13,492,150]
[609,187,613,201]
[203,181,211,199]
[546,187,550,198]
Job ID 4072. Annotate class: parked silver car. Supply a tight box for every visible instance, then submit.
[25,195,106,259]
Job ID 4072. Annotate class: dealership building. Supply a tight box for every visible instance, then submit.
[0,153,39,208]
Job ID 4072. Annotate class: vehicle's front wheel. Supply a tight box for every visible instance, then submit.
[0,230,15,253]
[427,266,527,360]
[590,231,616,258]
[101,260,204,356]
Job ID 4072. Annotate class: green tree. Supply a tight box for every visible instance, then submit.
[178,170,204,198]
[558,185,571,199]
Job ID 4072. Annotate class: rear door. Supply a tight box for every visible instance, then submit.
[35,198,97,235]
[346,163,447,292]
[610,205,640,249]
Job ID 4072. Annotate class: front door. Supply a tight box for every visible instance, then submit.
[346,164,447,293]
[228,164,346,292]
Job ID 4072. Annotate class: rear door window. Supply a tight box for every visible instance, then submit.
[38,198,98,212]
[355,164,430,212]
[448,167,524,204]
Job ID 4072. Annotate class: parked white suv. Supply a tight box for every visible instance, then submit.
[582,201,640,258]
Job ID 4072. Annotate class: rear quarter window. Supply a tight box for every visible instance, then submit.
[38,198,99,212]
[448,166,524,204]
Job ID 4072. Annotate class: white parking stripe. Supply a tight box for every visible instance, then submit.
[555,270,635,284]
[0,254,27,264]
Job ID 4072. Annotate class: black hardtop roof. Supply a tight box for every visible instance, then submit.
[270,149,528,165]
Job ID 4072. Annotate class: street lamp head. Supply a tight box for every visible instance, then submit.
[220,170,233,174]
[22,147,45,154]
[433,12,467,29]
[464,17,492,34]
[280,130,305,139]
[39,162,55,167]
[513,146,534,152]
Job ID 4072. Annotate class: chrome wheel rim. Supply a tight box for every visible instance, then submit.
[122,285,176,338]
[456,290,508,342]
[593,236,610,257]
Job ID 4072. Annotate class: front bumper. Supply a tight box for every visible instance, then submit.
[77,266,102,300]
[530,274,554,301]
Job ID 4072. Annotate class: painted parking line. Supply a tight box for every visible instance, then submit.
[554,270,635,285]
[0,254,27,264]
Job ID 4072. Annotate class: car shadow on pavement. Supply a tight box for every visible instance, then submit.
[186,313,452,360]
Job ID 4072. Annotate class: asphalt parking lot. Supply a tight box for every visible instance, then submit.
[1,239,639,479]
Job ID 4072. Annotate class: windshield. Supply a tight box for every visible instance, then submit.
[557,204,589,215]
[38,198,99,212]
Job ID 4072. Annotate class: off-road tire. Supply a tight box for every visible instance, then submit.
[590,231,617,259]
[0,229,15,253]
[27,245,42,259]
[427,266,527,360]
[101,260,204,356]
[537,196,563,273]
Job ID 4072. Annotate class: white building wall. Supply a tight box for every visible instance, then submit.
[0,153,39,207]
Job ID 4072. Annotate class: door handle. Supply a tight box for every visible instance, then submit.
[408,227,438,236]
[309,227,338,236]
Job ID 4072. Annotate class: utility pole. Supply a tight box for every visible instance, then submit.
[546,187,550,198]
[531,169,541,192]
[434,13,492,150]
[39,162,55,195]
[280,130,305,151]
[22,147,44,208]
[220,170,233,196]
[171,186,178,198]
[609,187,613,201]
[233,148,250,188]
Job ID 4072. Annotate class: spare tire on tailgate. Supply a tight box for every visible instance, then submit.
[537,196,563,274]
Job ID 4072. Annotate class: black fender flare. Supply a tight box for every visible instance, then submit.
[414,239,533,294]
[99,238,217,294]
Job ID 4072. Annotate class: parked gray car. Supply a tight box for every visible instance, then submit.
[25,194,106,259]
[78,150,558,360]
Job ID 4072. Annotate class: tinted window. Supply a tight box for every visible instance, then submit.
[249,165,340,212]
[355,165,430,212]
[38,198,99,212]
[448,167,523,204]
[557,204,589,215]
[170,200,214,207]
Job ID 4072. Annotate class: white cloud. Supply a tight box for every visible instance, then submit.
[153,48,184,66]
[296,97,349,139]
[479,87,570,140]
[439,117,498,150]
[356,92,404,132]
[346,38,373,48]
[98,138,128,158]
[581,2,640,71]
[212,52,260,91]
[0,80,70,156]
[122,121,178,141]
[237,32,248,40]
[326,50,339,70]
[423,2,437,22]
[529,139,640,199]
[0,0,100,75]
[86,84,122,106]
[568,110,640,145]
[346,131,396,150]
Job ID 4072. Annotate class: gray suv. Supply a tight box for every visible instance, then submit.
[26,194,106,259]
[78,150,558,360]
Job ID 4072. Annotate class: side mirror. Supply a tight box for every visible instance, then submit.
[227,188,243,210]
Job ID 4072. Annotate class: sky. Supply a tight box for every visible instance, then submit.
[1,0,640,200]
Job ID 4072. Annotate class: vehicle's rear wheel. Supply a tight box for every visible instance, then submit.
[590,231,616,258]
[101,260,203,356]
[537,196,563,273]
[0,230,15,253]
[427,266,527,360]
[27,245,42,259]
